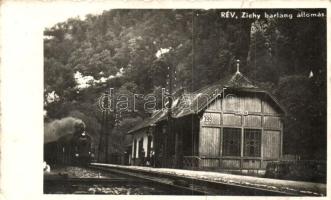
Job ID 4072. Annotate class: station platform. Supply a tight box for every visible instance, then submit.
[91,163,326,196]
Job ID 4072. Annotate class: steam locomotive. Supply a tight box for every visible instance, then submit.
[71,130,92,166]
[44,122,93,166]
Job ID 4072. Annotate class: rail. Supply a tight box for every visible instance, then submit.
[91,163,324,196]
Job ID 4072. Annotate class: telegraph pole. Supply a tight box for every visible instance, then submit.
[164,64,173,167]
[98,88,112,163]
[167,61,180,168]
[173,13,183,169]
[105,105,109,163]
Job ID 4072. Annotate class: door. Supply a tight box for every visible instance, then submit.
[199,127,220,167]
[263,130,281,159]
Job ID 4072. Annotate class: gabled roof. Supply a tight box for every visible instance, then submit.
[172,72,260,118]
[128,72,285,134]
[226,71,258,88]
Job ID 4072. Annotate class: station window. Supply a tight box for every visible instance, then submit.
[222,128,241,156]
[244,129,261,157]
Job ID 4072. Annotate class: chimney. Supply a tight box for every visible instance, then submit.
[236,59,240,74]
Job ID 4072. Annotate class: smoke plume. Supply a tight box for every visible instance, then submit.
[44,117,85,144]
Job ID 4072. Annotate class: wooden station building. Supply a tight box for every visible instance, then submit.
[128,70,285,173]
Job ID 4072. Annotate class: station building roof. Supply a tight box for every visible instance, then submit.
[128,71,285,134]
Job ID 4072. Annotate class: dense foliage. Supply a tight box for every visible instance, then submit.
[44,9,326,160]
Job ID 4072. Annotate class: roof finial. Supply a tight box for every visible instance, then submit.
[236,59,240,73]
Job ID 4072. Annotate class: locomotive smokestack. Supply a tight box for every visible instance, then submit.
[73,120,86,136]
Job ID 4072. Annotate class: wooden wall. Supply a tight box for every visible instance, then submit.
[196,92,283,170]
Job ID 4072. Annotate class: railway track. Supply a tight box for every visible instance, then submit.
[88,165,298,196]
[88,165,207,195]
[44,166,206,194]
[44,164,322,195]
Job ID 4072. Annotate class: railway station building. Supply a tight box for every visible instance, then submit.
[128,70,285,173]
